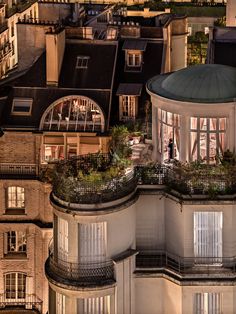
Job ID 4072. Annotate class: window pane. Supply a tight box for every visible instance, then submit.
[219,118,226,131]
[167,112,173,125]
[7,187,25,208]
[209,133,217,162]
[200,133,207,161]
[191,117,197,130]
[200,118,207,130]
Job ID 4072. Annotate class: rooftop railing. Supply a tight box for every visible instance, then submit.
[6,0,37,17]
[52,154,137,204]
[136,163,236,197]
[136,250,236,277]
[0,163,38,178]
[0,293,42,312]
[46,244,114,286]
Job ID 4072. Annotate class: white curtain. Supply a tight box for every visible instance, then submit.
[194,212,223,264]
[194,293,221,314]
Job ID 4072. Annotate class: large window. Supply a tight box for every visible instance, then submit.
[158,109,180,161]
[119,95,137,121]
[41,96,105,132]
[6,187,25,214]
[79,222,107,263]
[43,145,64,162]
[190,117,226,163]
[5,231,27,256]
[77,296,111,314]
[194,293,221,314]
[194,212,223,264]
[5,273,26,300]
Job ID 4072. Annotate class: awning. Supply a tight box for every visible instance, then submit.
[122,40,147,51]
[116,83,143,96]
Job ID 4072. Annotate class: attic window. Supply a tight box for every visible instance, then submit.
[11,98,33,116]
[76,56,90,69]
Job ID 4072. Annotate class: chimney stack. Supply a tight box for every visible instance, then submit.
[226,0,236,27]
[46,27,65,86]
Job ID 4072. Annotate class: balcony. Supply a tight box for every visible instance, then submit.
[136,163,236,199]
[51,154,137,206]
[45,247,115,287]
[136,251,236,279]
[0,294,42,313]
[0,163,38,179]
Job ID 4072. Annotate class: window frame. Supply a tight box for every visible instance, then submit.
[76,56,90,69]
[4,272,27,301]
[125,50,142,71]
[4,231,27,257]
[6,186,25,215]
[190,117,227,163]
[119,95,137,121]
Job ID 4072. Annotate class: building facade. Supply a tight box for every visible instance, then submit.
[0,6,188,313]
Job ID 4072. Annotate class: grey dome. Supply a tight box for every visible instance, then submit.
[147,64,236,103]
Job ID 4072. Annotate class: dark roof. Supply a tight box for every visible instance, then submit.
[59,42,117,89]
[213,41,236,68]
[116,83,142,96]
[0,87,111,128]
[14,41,117,90]
[0,41,117,129]
[147,64,236,103]
[111,40,163,124]
[122,40,147,51]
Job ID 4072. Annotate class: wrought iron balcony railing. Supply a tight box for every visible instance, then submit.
[136,250,236,277]
[46,244,114,286]
[52,154,137,204]
[0,163,38,178]
[135,164,236,197]
[0,293,42,312]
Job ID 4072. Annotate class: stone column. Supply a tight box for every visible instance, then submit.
[152,105,159,162]
[180,115,189,162]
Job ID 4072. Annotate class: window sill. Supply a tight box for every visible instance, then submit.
[4,208,26,215]
[3,253,28,260]
[125,65,142,72]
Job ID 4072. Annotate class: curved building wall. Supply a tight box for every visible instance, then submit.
[149,93,234,163]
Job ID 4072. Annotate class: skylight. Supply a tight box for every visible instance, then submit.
[76,56,90,69]
[11,98,33,116]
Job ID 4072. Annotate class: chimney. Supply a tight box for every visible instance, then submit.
[226,0,236,27]
[46,27,65,86]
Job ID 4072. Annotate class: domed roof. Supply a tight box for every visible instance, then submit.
[147,64,236,103]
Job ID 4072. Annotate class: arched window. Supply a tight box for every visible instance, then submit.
[4,272,26,300]
[40,96,105,132]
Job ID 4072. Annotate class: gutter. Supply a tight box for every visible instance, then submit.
[107,41,118,130]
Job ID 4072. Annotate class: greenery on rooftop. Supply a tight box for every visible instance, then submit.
[188,31,209,65]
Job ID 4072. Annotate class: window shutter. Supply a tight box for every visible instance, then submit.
[3,232,7,255]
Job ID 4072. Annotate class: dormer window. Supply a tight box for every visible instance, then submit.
[11,98,32,116]
[76,56,90,69]
[122,40,147,72]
